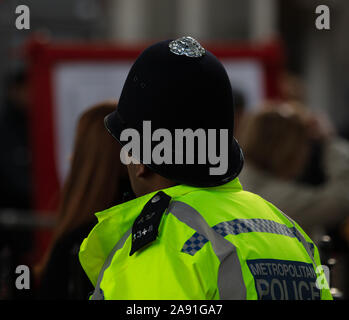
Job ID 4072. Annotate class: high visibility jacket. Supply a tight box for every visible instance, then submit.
[79,178,332,300]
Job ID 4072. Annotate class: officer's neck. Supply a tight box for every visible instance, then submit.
[135,176,178,198]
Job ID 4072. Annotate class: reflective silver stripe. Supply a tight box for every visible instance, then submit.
[279,212,330,298]
[90,228,132,300]
[276,211,318,268]
[169,201,246,300]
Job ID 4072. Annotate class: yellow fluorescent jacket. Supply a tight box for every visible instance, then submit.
[79,178,333,300]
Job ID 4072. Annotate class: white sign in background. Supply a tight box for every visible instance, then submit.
[53,60,264,185]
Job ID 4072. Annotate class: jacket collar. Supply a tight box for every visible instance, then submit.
[97,177,242,221]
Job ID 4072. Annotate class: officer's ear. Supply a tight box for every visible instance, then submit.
[134,163,152,179]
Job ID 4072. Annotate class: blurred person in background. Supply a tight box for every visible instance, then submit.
[35,101,130,300]
[278,73,327,186]
[0,69,34,299]
[239,101,349,239]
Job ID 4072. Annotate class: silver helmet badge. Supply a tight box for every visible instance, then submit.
[169,36,205,58]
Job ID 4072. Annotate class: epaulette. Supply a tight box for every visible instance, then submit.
[129,191,171,256]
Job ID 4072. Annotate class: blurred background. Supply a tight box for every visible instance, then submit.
[0,0,348,300]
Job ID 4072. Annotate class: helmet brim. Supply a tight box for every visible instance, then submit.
[104,110,244,187]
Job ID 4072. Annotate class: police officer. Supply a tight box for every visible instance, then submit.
[79,37,332,300]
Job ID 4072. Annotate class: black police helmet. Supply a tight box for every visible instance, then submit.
[105,36,244,187]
